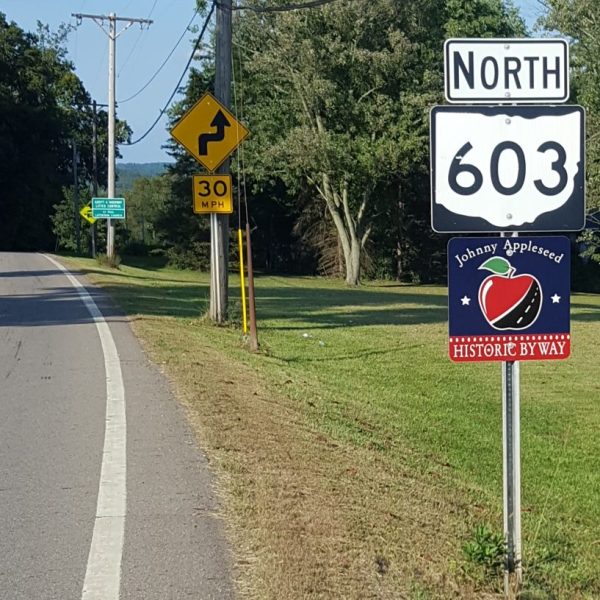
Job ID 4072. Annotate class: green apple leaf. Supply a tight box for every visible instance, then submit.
[478,257,513,275]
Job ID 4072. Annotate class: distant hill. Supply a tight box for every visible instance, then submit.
[116,162,170,193]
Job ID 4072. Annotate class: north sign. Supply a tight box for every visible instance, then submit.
[92,198,126,219]
[448,236,570,362]
[170,92,249,172]
[193,175,233,214]
[445,38,569,104]
[430,105,585,233]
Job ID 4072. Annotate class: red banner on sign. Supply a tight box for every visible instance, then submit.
[449,333,570,362]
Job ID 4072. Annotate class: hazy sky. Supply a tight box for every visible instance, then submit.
[3,1,543,164]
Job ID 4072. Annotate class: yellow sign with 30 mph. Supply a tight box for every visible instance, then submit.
[170,92,249,172]
[193,175,233,214]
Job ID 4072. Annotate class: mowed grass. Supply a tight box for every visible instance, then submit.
[61,256,600,599]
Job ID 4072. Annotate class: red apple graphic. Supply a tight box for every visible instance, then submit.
[478,257,543,330]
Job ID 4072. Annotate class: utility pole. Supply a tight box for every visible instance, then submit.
[72,139,81,254]
[73,12,153,259]
[91,100,99,258]
[211,0,232,322]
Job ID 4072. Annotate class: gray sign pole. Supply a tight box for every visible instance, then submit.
[502,360,522,597]
[501,232,522,598]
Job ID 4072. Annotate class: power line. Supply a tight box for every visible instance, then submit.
[118,0,162,76]
[118,7,200,103]
[147,0,160,19]
[229,0,342,12]
[118,28,144,77]
[124,2,216,146]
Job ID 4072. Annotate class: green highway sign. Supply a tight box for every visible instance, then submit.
[92,197,126,219]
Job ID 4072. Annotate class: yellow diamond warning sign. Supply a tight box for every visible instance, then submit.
[170,92,249,172]
[193,175,233,214]
[79,202,97,225]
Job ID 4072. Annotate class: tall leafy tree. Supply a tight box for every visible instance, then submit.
[233,0,526,285]
[234,0,448,284]
[0,14,128,251]
[445,0,526,37]
[542,0,600,264]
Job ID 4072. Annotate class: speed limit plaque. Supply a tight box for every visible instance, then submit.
[192,174,233,214]
[430,105,585,232]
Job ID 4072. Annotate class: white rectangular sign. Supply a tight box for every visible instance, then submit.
[445,38,569,103]
[430,105,585,232]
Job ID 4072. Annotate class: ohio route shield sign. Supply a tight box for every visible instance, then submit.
[447,236,571,362]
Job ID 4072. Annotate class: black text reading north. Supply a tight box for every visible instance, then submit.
[452,52,562,92]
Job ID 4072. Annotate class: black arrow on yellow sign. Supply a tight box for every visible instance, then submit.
[198,110,230,156]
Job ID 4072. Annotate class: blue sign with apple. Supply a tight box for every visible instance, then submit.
[447,236,570,362]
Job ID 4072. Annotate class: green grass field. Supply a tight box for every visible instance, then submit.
[61,256,600,599]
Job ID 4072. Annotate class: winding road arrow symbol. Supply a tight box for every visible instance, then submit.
[198,110,231,156]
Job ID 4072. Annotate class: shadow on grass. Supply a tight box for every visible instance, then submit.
[570,299,600,323]
[78,266,201,286]
[96,281,449,327]
[256,286,448,328]
[275,342,428,364]
[102,280,599,328]
[99,283,210,318]
[17,264,595,329]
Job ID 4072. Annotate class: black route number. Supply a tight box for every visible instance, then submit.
[448,140,568,197]
[196,179,229,197]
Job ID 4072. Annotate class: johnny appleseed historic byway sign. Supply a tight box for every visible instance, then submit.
[448,236,570,362]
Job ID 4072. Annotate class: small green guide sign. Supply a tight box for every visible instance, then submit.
[92,197,126,219]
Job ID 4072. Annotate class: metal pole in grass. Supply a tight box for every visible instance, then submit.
[503,359,522,597]
[501,232,522,598]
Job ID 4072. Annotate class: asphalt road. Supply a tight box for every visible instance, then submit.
[0,252,233,600]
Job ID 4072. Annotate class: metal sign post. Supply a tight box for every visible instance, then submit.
[503,359,522,596]
[501,230,521,599]
[447,231,571,600]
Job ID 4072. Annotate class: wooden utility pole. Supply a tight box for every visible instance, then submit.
[72,12,153,259]
[72,139,81,254]
[91,100,99,258]
[210,0,232,323]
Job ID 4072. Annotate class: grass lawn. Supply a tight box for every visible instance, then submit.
[60,256,600,599]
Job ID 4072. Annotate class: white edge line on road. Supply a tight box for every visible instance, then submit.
[42,254,126,600]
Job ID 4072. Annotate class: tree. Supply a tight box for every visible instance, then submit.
[0,13,129,252]
[542,0,600,263]
[234,0,449,284]
[445,0,526,37]
[233,0,526,285]
[125,176,170,245]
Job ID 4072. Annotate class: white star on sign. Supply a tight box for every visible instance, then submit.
[461,295,471,306]
[551,293,561,304]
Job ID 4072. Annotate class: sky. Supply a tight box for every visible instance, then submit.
[3,0,542,164]
[3,0,204,164]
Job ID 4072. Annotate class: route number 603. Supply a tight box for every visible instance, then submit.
[450,140,568,197]
[430,105,585,231]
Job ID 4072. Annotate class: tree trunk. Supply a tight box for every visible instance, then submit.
[396,184,404,281]
[309,164,369,286]
[345,238,361,285]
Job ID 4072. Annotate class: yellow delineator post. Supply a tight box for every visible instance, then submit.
[237,228,248,334]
